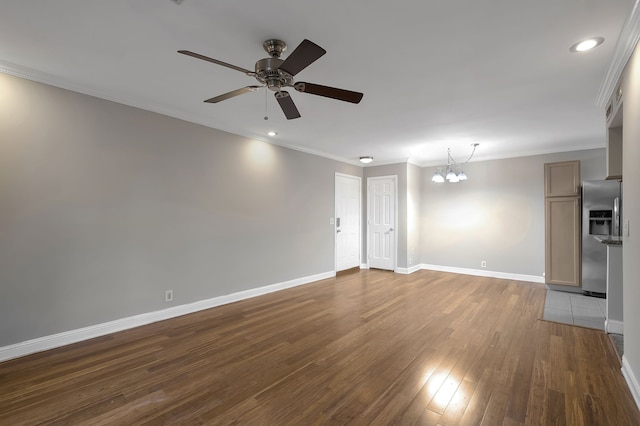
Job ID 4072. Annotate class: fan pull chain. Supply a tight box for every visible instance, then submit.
[264,88,268,120]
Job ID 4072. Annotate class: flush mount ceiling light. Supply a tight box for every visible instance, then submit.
[359,156,373,164]
[570,37,604,53]
[267,131,278,136]
[431,143,479,183]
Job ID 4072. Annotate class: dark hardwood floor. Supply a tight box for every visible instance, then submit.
[1,270,638,425]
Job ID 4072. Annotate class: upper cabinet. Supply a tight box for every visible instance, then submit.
[607,124,623,180]
[606,79,623,180]
[544,161,581,197]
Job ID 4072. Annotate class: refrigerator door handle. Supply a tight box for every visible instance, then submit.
[613,197,620,236]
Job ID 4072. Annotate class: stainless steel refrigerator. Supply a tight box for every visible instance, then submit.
[582,180,622,295]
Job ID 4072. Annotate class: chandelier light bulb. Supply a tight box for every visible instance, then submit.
[432,143,478,184]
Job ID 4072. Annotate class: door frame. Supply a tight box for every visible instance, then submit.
[366,175,398,271]
[335,172,362,272]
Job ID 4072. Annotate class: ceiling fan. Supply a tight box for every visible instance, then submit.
[178,39,363,119]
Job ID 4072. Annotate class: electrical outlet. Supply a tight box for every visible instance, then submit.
[481,261,487,268]
[165,290,174,302]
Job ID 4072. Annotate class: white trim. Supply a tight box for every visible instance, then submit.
[395,264,422,275]
[0,271,334,363]
[420,264,545,283]
[360,263,370,269]
[622,355,640,410]
[597,0,640,108]
[606,319,624,334]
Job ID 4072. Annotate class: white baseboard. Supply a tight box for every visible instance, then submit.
[0,271,335,363]
[395,264,422,275]
[360,263,369,269]
[622,355,640,410]
[606,319,624,334]
[420,264,545,283]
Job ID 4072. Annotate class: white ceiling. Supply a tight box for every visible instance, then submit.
[0,1,633,166]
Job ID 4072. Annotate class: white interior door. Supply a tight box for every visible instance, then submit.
[368,176,396,271]
[335,173,361,271]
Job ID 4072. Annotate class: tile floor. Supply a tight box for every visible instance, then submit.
[543,289,606,330]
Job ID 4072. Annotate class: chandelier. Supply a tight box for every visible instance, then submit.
[431,143,479,183]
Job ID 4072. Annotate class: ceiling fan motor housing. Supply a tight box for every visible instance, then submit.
[254,57,293,91]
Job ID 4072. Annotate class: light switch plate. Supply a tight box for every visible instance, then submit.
[624,219,630,236]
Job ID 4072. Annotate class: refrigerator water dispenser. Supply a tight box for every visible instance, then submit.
[588,210,612,236]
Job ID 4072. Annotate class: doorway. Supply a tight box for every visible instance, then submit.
[367,175,397,271]
[335,173,361,272]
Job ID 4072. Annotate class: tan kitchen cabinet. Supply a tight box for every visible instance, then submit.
[544,161,581,197]
[544,160,581,287]
[545,196,581,286]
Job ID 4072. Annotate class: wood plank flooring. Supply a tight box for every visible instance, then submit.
[1,270,638,425]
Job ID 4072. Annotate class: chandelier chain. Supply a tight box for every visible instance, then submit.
[449,143,479,165]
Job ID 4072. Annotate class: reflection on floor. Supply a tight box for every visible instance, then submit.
[543,289,606,330]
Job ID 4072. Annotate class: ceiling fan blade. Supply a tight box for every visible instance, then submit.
[294,82,363,104]
[278,39,326,76]
[204,86,262,103]
[274,91,301,119]
[178,50,254,75]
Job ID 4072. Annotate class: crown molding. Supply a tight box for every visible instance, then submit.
[0,59,614,170]
[0,60,364,167]
[597,0,640,108]
[265,140,362,167]
[414,143,605,168]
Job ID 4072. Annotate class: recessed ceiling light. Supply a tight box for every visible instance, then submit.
[267,131,277,137]
[570,37,604,53]
[359,156,373,164]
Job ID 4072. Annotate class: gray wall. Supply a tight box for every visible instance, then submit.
[621,39,640,393]
[0,73,361,346]
[407,163,422,269]
[420,149,606,276]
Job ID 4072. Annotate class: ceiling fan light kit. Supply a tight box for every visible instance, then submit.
[432,143,478,183]
[178,39,363,120]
